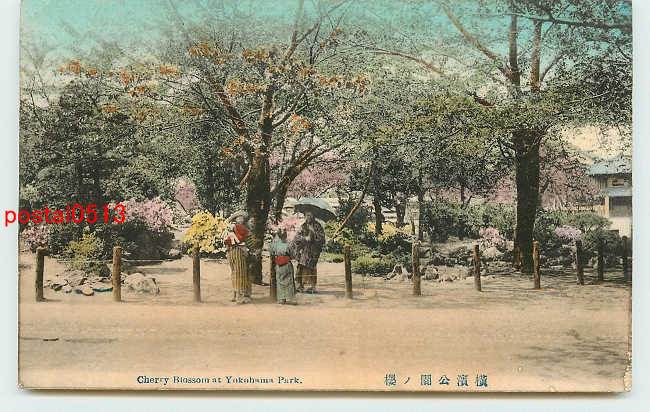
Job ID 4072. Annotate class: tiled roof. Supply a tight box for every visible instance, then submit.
[587,157,632,175]
[604,187,632,197]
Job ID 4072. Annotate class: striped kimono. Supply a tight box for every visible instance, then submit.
[223,223,252,301]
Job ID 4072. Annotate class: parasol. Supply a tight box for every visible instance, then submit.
[293,198,336,222]
[226,210,248,222]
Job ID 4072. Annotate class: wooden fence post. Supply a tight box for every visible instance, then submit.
[112,246,122,302]
[597,238,604,282]
[412,241,421,296]
[35,247,45,302]
[472,244,482,292]
[344,245,352,299]
[270,258,277,301]
[622,235,629,282]
[575,240,584,285]
[192,245,201,302]
[533,241,541,289]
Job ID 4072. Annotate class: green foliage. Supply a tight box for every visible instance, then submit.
[370,222,412,255]
[563,212,610,233]
[64,232,106,275]
[320,252,344,263]
[581,228,622,262]
[335,198,372,235]
[352,254,396,275]
[94,221,174,260]
[48,224,85,256]
[533,210,616,258]
[421,199,478,242]
[478,204,516,240]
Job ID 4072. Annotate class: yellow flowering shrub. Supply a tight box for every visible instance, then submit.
[182,211,229,254]
[366,222,411,242]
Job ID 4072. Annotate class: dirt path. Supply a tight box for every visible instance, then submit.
[18,253,631,391]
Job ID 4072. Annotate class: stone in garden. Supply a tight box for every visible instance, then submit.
[422,265,439,280]
[74,285,94,296]
[124,272,160,295]
[386,264,409,281]
[482,246,503,260]
[62,285,73,293]
[90,283,113,293]
[62,270,87,287]
[48,275,68,291]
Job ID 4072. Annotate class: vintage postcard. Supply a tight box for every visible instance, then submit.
[18,0,632,391]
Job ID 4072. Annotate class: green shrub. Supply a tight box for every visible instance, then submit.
[478,204,515,240]
[352,254,396,275]
[64,232,107,275]
[581,228,622,263]
[335,198,373,235]
[420,199,463,242]
[48,224,84,255]
[373,222,412,255]
[533,210,612,257]
[320,252,344,263]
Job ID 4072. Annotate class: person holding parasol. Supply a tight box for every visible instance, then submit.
[289,198,334,294]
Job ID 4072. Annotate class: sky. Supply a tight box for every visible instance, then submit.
[20,0,306,61]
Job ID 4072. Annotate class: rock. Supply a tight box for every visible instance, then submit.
[123,273,160,295]
[386,264,409,281]
[437,265,467,282]
[74,285,94,296]
[422,265,439,280]
[47,275,68,291]
[482,246,503,260]
[90,283,113,293]
[62,285,73,293]
[438,273,456,282]
[168,248,182,259]
[63,270,87,287]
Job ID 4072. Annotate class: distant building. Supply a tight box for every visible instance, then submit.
[587,157,632,237]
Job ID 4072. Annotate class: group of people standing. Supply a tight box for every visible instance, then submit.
[222,212,325,305]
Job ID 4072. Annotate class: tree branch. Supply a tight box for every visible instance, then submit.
[442,3,508,77]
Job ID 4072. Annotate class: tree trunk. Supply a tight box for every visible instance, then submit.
[416,169,424,241]
[273,183,290,223]
[394,194,406,228]
[371,149,383,235]
[513,129,542,274]
[459,181,466,204]
[205,153,218,216]
[372,195,383,236]
[245,152,271,285]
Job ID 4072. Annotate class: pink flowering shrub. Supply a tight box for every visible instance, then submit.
[21,224,49,251]
[554,225,582,243]
[174,178,199,212]
[122,197,173,232]
[478,227,506,250]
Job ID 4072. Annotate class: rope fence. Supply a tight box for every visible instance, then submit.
[33,235,632,303]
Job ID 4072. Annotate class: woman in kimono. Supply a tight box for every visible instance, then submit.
[268,228,297,304]
[223,213,252,304]
[290,212,325,293]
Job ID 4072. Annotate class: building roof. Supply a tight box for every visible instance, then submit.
[587,157,632,176]
[604,187,632,198]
